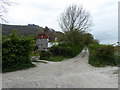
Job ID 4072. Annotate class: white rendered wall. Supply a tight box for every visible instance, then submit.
[36,39,48,50]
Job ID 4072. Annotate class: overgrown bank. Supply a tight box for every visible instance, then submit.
[88,44,120,67]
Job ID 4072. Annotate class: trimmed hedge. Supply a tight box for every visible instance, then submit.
[2,31,35,72]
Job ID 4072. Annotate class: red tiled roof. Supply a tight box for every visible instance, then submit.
[36,35,48,39]
[36,32,48,39]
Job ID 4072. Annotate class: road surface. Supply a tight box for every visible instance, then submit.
[2,48,118,88]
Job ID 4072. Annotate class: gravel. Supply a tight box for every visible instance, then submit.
[2,48,118,88]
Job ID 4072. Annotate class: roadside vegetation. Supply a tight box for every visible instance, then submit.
[32,60,48,64]
[40,43,84,61]
[89,44,120,67]
[2,31,36,73]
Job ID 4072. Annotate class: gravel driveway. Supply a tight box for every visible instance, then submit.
[2,48,118,88]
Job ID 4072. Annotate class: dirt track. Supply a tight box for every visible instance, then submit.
[2,48,118,88]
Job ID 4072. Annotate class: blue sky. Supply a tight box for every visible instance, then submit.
[3,0,118,44]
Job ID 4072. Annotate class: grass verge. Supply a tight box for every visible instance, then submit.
[42,56,70,62]
[2,63,36,73]
[32,60,48,63]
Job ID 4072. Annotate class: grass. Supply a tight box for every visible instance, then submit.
[42,56,70,62]
[32,60,48,63]
[30,51,40,56]
[2,63,36,73]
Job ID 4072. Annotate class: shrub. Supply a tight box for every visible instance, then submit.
[49,45,73,57]
[49,42,83,58]
[63,47,73,56]
[40,50,52,59]
[96,45,115,64]
[49,45,62,56]
[59,43,83,57]
[2,31,35,72]
[89,44,117,67]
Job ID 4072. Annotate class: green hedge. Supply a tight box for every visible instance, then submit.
[2,31,35,72]
[49,45,72,56]
[49,43,83,57]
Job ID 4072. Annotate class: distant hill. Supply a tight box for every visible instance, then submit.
[2,24,44,36]
[2,24,63,42]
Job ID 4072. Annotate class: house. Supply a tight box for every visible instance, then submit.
[35,32,49,50]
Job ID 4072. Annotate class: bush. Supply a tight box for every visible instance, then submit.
[49,42,83,58]
[2,31,35,72]
[49,45,62,56]
[59,43,84,57]
[40,50,52,59]
[89,44,117,67]
[63,47,73,56]
[96,45,115,64]
[49,45,73,57]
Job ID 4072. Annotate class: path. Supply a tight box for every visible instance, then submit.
[2,48,118,88]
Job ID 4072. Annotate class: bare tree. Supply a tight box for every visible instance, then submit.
[58,4,92,32]
[0,0,12,23]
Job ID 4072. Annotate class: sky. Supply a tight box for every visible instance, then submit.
[3,0,119,44]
